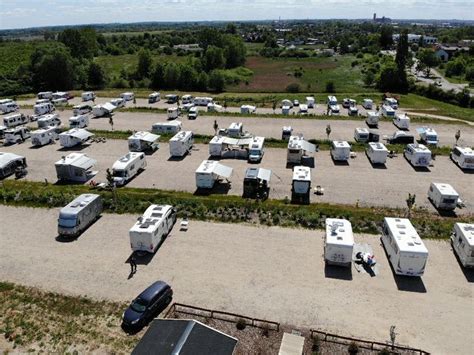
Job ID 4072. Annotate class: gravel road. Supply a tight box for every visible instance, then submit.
[0,205,472,354]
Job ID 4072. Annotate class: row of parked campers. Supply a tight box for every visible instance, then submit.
[0,99,19,114]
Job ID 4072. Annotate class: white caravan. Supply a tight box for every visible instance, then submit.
[181,95,194,104]
[393,113,410,130]
[451,223,474,268]
[3,113,28,128]
[194,97,213,106]
[37,113,61,128]
[0,101,19,114]
[417,127,438,146]
[299,104,308,115]
[428,183,459,211]
[207,102,223,112]
[291,166,311,204]
[52,92,69,101]
[450,146,474,170]
[241,105,256,114]
[93,103,116,117]
[169,131,194,157]
[31,126,59,147]
[281,99,293,108]
[325,218,354,267]
[128,131,160,152]
[365,111,380,128]
[57,194,103,237]
[55,153,97,182]
[404,144,431,167]
[248,136,265,162]
[37,91,53,100]
[69,114,89,129]
[366,142,389,165]
[0,152,27,179]
[188,106,199,120]
[0,98,13,105]
[362,99,373,109]
[81,91,96,102]
[384,97,398,109]
[225,122,248,138]
[152,121,182,134]
[382,217,428,276]
[148,92,160,103]
[52,98,67,106]
[34,102,55,116]
[306,96,315,108]
[165,94,178,104]
[282,105,291,115]
[167,107,179,119]
[73,104,93,116]
[120,92,134,101]
[354,128,370,142]
[195,160,233,189]
[4,127,30,144]
[110,98,125,108]
[330,141,351,161]
[35,99,50,105]
[112,152,147,186]
[287,136,316,164]
[59,128,94,148]
[348,105,358,116]
[382,104,395,118]
[129,204,177,253]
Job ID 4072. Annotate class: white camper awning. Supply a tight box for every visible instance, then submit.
[220,137,254,146]
[103,103,116,112]
[213,163,233,179]
[301,140,316,153]
[69,129,94,140]
[257,168,272,182]
[137,132,159,143]
[71,156,96,169]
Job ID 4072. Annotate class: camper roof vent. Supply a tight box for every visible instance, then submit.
[395,218,401,222]
[399,231,406,235]
[151,212,163,218]
[337,236,343,240]
[407,242,414,247]
[397,224,406,229]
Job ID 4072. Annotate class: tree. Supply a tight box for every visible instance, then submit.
[379,26,393,49]
[406,193,416,218]
[203,46,226,72]
[151,62,165,89]
[223,35,246,69]
[376,63,402,92]
[395,30,409,92]
[325,124,332,139]
[325,81,335,93]
[465,66,474,82]
[163,63,181,89]
[58,28,98,59]
[286,83,301,93]
[195,71,209,91]
[30,47,75,91]
[418,49,440,77]
[136,49,152,79]
[178,64,198,91]
[445,59,466,77]
[364,71,375,86]
[225,23,237,34]
[87,62,106,89]
[208,70,225,92]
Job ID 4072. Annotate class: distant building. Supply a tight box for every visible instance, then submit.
[173,44,202,52]
[392,33,438,45]
[434,45,470,61]
[373,13,392,24]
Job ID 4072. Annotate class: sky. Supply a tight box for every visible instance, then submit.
[0,0,473,30]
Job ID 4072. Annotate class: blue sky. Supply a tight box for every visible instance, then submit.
[1,0,472,30]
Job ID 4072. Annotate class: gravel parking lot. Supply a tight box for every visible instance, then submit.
[0,206,471,354]
[2,139,473,214]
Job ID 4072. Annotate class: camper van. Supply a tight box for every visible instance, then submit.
[241,105,256,114]
[3,113,28,128]
[382,105,395,118]
[325,219,354,267]
[417,127,438,146]
[287,136,316,164]
[306,96,315,108]
[384,97,398,109]
[428,183,459,211]
[55,153,97,182]
[362,99,373,109]
[365,111,380,128]
[169,131,194,157]
[382,217,428,276]
[59,128,94,148]
[52,98,67,106]
[92,103,116,117]
[451,223,474,268]
[58,194,103,237]
[129,205,177,253]
[188,107,198,120]
[120,92,135,101]
[34,102,55,116]
[148,92,160,103]
[69,115,89,129]
[112,152,147,186]
[248,136,265,163]
[52,92,70,101]
[195,160,233,189]
[128,131,160,152]
[282,126,293,140]
[393,113,410,130]
[0,152,27,179]
[450,146,474,170]
[327,96,338,107]
[299,104,309,115]
[292,166,311,204]
[151,121,182,135]
[37,114,61,129]
[243,167,271,199]
[0,100,19,114]
[194,97,213,106]
[354,128,370,142]
[73,104,93,116]
[366,142,388,165]
[404,144,431,167]
[4,127,30,145]
[31,126,59,147]
[165,94,179,104]
[330,141,351,161]
[110,98,125,108]
[348,105,358,116]
[37,91,53,100]
[181,95,194,104]
[167,107,179,120]
[81,91,96,102]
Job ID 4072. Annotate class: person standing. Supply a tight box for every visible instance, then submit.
[130,254,137,274]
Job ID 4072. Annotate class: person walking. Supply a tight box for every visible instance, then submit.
[130,254,137,275]
[109,115,114,131]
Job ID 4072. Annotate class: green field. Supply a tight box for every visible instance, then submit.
[0,41,58,76]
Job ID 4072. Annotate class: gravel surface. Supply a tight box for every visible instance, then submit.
[2,139,473,214]
[0,205,472,354]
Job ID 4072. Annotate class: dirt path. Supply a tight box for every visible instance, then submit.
[0,206,472,354]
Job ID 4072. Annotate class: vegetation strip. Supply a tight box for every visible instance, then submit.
[1,180,470,239]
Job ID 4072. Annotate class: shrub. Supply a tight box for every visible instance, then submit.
[236,318,246,330]
[325,81,336,93]
[356,52,364,59]
[351,60,359,67]
[348,341,359,354]
[286,83,301,93]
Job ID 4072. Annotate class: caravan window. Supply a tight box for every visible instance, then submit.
[442,198,456,204]
[58,216,77,228]
[452,148,461,157]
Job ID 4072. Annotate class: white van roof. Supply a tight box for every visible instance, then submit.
[332,140,351,149]
[384,217,428,254]
[292,166,311,182]
[130,205,174,234]
[431,183,459,197]
[407,144,431,153]
[112,152,144,171]
[0,152,24,168]
[455,223,474,247]
[325,218,354,247]
[170,131,193,142]
[196,160,233,178]
[129,131,159,143]
[60,194,100,216]
[368,142,388,152]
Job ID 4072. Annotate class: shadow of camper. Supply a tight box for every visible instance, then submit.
[285,157,315,169]
[167,154,189,162]
[55,215,102,243]
[194,182,231,196]
[324,264,353,281]
[126,237,169,267]
[57,144,90,152]
[330,157,350,166]
[427,199,458,218]
[409,165,431,173]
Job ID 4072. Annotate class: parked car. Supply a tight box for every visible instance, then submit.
[293,99,300,106]
[122,281,173,330]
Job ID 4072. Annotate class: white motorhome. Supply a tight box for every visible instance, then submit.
[37,113,61,128]
[382,217,428,276]
[52,92,69,101]
[366,142,388,165]
[0,100,19,114]
[306,96,315,108]
[37,91,53,100]
[188,106,199,120]
[384,97,398,109]
[165,94,179,104]
[365,111,380,128]
[241,105,256,114]
[34,102,55,116]
[428,183,459,211]
[92,103,116,117]
[81,91,96,102]
[167,107,179,120]
[59,128,94,148]
[35,99,50,105]
[0,152,27,179]
[195,160,233,189]
[208,136,253,159]
[282,105,291,115]
[299,104,308,115]
[0,125,7,139]
[4,127,30,145]
[181,95,194,104]
[451,223,474,268]
[148,92,160,103]
[31,126,58,147]
[450,146,474,170]
[347,105,358,116]
[57,194,103,237]
[169,131,194,157]
[128,131,160,152]
[325,218,354,267]
[362,99,373,109]
[112,152,147,186]
[354,128,370,142]
[393,113,410,130]
[52,98,68,106]
[207,102,223,112]
[129,204,177,253]
[417,127,438,146]
[110,98,125,108]
[287,136,316,164]
[69,114,89,129]
[0,99,13,106]
[194,97,213,106]
[404,144,431,167]
[120,92,134,101]
[73,104,93,116]
[292,166,311,204]
[3,113,28,128]
[248,136,265,162]
[382,104,395,118]
[225,122,248,138]
[55,153,97,182]
[152,121,182,135]
[330,141,351,161]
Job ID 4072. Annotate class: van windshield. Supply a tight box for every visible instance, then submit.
[113,170,126,178]
[130,298,148,313]
[249,149,261,156]
[58,216,77,227]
